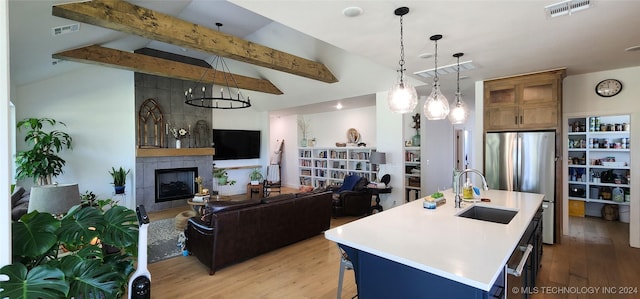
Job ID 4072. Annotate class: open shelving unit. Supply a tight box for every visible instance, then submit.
[298,147,377,188]
[404,146,421,201]
[566,114,631,220]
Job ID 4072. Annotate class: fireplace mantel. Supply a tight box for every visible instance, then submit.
[136,148,215,157]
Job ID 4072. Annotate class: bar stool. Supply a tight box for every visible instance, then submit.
[336,244,356,299]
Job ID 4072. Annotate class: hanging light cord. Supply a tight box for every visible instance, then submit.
[456,55,460,95]
[398,14,406,85]
[433,38,439,83]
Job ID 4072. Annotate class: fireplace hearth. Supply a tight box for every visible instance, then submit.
[155,167,197,202]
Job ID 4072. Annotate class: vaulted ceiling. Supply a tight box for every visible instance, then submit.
[9,0,640,116]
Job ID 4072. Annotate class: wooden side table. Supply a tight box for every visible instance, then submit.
[366,187,392,214]
[187,199,207,215]
[247,183,264,199]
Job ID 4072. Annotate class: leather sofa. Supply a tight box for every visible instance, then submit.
[329,175,371,217]
[185,190,333,275]
[11,186,30,221]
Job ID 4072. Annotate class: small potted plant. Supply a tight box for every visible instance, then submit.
[249,168,263,185]
[213,166,235,186]
[109,166,130,194]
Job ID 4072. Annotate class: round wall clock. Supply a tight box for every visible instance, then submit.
[595,79,622,97]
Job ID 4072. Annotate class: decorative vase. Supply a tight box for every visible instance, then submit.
[114,185,125,195]
[412,134,421,146]
[176,139,181,149]
[300,137,308,147]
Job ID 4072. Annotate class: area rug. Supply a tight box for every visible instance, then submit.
[148,218,184,263]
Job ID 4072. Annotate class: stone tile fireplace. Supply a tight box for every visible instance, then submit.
[155,167,197,202]
[136,155,212,212]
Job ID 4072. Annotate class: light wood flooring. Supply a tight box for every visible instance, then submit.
[146,193,640,299]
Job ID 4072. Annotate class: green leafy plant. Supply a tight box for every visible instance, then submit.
[109,166,130,187]
[15,117,73,185]
[249,168,263,181]
[0,204,139,298]
[212,165,236,185]
[80,190,120,210]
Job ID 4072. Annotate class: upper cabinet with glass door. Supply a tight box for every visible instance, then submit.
[484,69,565,131]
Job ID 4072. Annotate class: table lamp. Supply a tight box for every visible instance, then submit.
[369,152,387,182]
[29,183,81,215]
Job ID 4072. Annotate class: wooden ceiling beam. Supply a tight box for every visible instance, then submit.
[53,45,283,95]
[52,0,338,84]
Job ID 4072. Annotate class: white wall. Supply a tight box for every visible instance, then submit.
[301,106,377,148]
[268,114,297,189]
[210,108,270,194]
[1,0,11,266]
[270,106,379,191]
[375,92,404,209]
[14,66,136,209]
[563,66,640,247]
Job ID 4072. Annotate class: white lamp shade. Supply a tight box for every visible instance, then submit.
[29,183,81,215]
[388,82,418,114]
[370,152,387,165]
[423,82,450,120]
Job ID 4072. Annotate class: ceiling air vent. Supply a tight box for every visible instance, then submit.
[545,0,590,18]
[52,23,80,36]
[413,60,475,79]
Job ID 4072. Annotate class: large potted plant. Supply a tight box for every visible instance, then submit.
[15,117,73,185]
[109,166,130,194]
[0,203,139,298]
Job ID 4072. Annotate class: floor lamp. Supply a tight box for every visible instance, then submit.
[29,183,81,215]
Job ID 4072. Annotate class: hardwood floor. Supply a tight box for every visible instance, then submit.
[146,196,639,299]
[533,217,640,299]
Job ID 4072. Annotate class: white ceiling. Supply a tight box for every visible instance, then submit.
[9,0,640,117]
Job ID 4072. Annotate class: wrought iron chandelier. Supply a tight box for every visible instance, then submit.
[387,7,418,114]
[184,23,251,109]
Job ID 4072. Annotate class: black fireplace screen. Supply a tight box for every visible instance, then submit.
[155,167,198,202]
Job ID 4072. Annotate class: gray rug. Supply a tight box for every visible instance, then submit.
[148,218,184,263]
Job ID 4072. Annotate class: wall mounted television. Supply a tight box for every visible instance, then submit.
[212,129,261,160]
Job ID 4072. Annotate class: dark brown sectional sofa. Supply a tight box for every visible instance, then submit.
[185,190,333,275]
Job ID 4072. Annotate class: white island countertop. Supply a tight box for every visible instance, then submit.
[324,189,544,291]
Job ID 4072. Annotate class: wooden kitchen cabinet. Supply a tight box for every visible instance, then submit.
[484,69,565,131]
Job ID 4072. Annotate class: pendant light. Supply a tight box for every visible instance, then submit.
[448,52,468,124]
[387,7,418,114]
[423,34,449,120]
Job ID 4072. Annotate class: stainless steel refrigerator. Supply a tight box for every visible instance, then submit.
[485,131,556,244]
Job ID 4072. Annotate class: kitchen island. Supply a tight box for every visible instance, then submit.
[324,189,544,298]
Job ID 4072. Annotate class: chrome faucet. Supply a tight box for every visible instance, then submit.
[454,169,490,208]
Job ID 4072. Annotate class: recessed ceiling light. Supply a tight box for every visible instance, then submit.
[342,7,363,17]
[418,52,433,59]
[336,103,343,109]
[624,45,640,52]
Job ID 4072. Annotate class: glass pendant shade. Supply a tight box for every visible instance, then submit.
[423,82,450,120]
[388,82,418,113]
[448,52,467,124]
[448,93,468,124]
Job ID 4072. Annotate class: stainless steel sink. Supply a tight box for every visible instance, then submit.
[456,205,518,224]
